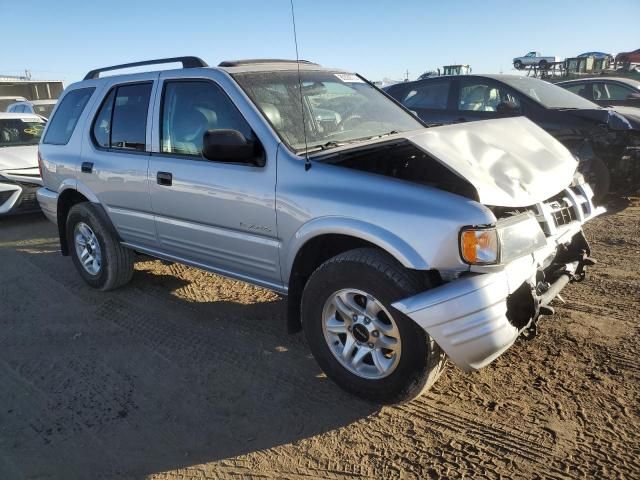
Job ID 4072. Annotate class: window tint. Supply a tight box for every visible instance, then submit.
[402,81,450,109]
[161,81,253,157]
[563,83,588,98]
[92,89,116,148]
[458,81,521,112]
[594,82,633,100]
[43,88,94,145]
[91,83,151,151]
[111,83,152,151]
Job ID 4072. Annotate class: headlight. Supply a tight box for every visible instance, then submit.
[460,212,546,265]
[460,228,498,264]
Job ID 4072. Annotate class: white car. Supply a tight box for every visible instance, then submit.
[7,99,57,119]
[513,52,560,70]
[0,112,44,215]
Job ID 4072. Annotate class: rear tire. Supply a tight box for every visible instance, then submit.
[66,203,134,291]
[539,60,548,69]
[301,248,446,404]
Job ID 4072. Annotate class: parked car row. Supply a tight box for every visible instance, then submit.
[513,48,640,70]
[384,74,640,200]
[29,56,608,403]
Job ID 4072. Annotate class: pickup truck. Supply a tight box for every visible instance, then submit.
[513,52,559,70]
[36,57,603,404]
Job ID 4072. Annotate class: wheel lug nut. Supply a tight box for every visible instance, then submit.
[352,314,358,321]
[372,330,379,337]
[364,318,370,325]
[368,343,374,349]
[347,326,352,331]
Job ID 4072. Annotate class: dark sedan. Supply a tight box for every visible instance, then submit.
[557,77,640,107]
[385,75,640,200]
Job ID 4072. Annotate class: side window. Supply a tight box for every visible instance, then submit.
[43,87,94,145]
[458,81,521,112]
[91,83,152,151]
[92,90,116,148]
[599,83,633,100]
[402,81,450,110]
[161,80,253,157]
[564,83,588,98]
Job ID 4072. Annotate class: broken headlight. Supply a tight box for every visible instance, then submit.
[460,212,546,265]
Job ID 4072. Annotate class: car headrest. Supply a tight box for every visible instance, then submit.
[259,103,283,129]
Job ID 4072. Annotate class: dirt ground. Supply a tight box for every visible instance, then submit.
[0,199,638,480]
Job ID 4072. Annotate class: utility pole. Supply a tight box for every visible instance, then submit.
[404,69,409,82]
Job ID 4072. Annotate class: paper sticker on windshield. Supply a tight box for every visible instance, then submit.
[334,73,364,83]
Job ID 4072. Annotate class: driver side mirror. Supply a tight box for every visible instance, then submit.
[202,129,264,167]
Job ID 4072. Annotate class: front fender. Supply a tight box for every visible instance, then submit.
[284,216,430,280]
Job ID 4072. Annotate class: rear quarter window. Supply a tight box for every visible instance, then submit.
[43,87,95,145]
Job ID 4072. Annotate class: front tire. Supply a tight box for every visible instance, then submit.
[514,60,523,70]
[66,203,134,290]
[301,248,446,404]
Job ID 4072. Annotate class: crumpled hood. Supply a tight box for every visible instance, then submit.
[0,145,39,172]
[404,117,577,207]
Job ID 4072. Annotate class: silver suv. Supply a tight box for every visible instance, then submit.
[36,57,603,403]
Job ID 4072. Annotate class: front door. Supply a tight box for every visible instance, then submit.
[148,76,281,289]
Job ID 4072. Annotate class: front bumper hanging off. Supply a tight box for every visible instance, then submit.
[392,183,604,371]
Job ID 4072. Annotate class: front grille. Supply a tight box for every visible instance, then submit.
[544,195,577,228]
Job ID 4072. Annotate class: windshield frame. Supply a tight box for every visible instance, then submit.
[498,76,601,110]
[231,69,425,155]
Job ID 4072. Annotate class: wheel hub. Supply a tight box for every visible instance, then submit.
[74,222,102,276]
[322,288,402,380]
[351,322,370,343]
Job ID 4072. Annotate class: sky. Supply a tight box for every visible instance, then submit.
[1,0,639,85]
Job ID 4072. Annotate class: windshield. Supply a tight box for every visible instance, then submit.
[33,103,56,118]
[233,70,422,152]
[0,118,46,147]
[499,76,600,109]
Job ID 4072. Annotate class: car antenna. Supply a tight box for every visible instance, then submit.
[290,0,311,171]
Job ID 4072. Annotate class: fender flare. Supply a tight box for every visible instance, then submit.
[284,216,430,281]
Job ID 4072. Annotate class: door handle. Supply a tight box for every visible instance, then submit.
[157,171,173,186]
[81,162,93,174]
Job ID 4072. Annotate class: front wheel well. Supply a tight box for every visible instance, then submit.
[286,234,436,334]
[57,189,89,255]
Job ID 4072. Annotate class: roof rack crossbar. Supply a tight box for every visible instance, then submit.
[218,59,317,67]
[83,56,208,80]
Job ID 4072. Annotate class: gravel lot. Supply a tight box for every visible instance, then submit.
[0,199,638,479]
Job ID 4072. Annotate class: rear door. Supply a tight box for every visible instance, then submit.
[455,77,524,123]
[389,79,457,125]
[592,81,639,107]
[147,72,281,290]
[79,73,159,248]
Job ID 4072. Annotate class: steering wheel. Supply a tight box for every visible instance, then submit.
[336,113,363,130]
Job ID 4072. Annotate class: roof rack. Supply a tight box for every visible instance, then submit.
[218,59,318,67]
[83,56,208,80]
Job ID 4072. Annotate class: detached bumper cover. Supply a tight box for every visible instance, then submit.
[393,271,516,371]
[393,182,605,371]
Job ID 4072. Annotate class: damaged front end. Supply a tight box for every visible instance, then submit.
[392,178,604,371]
